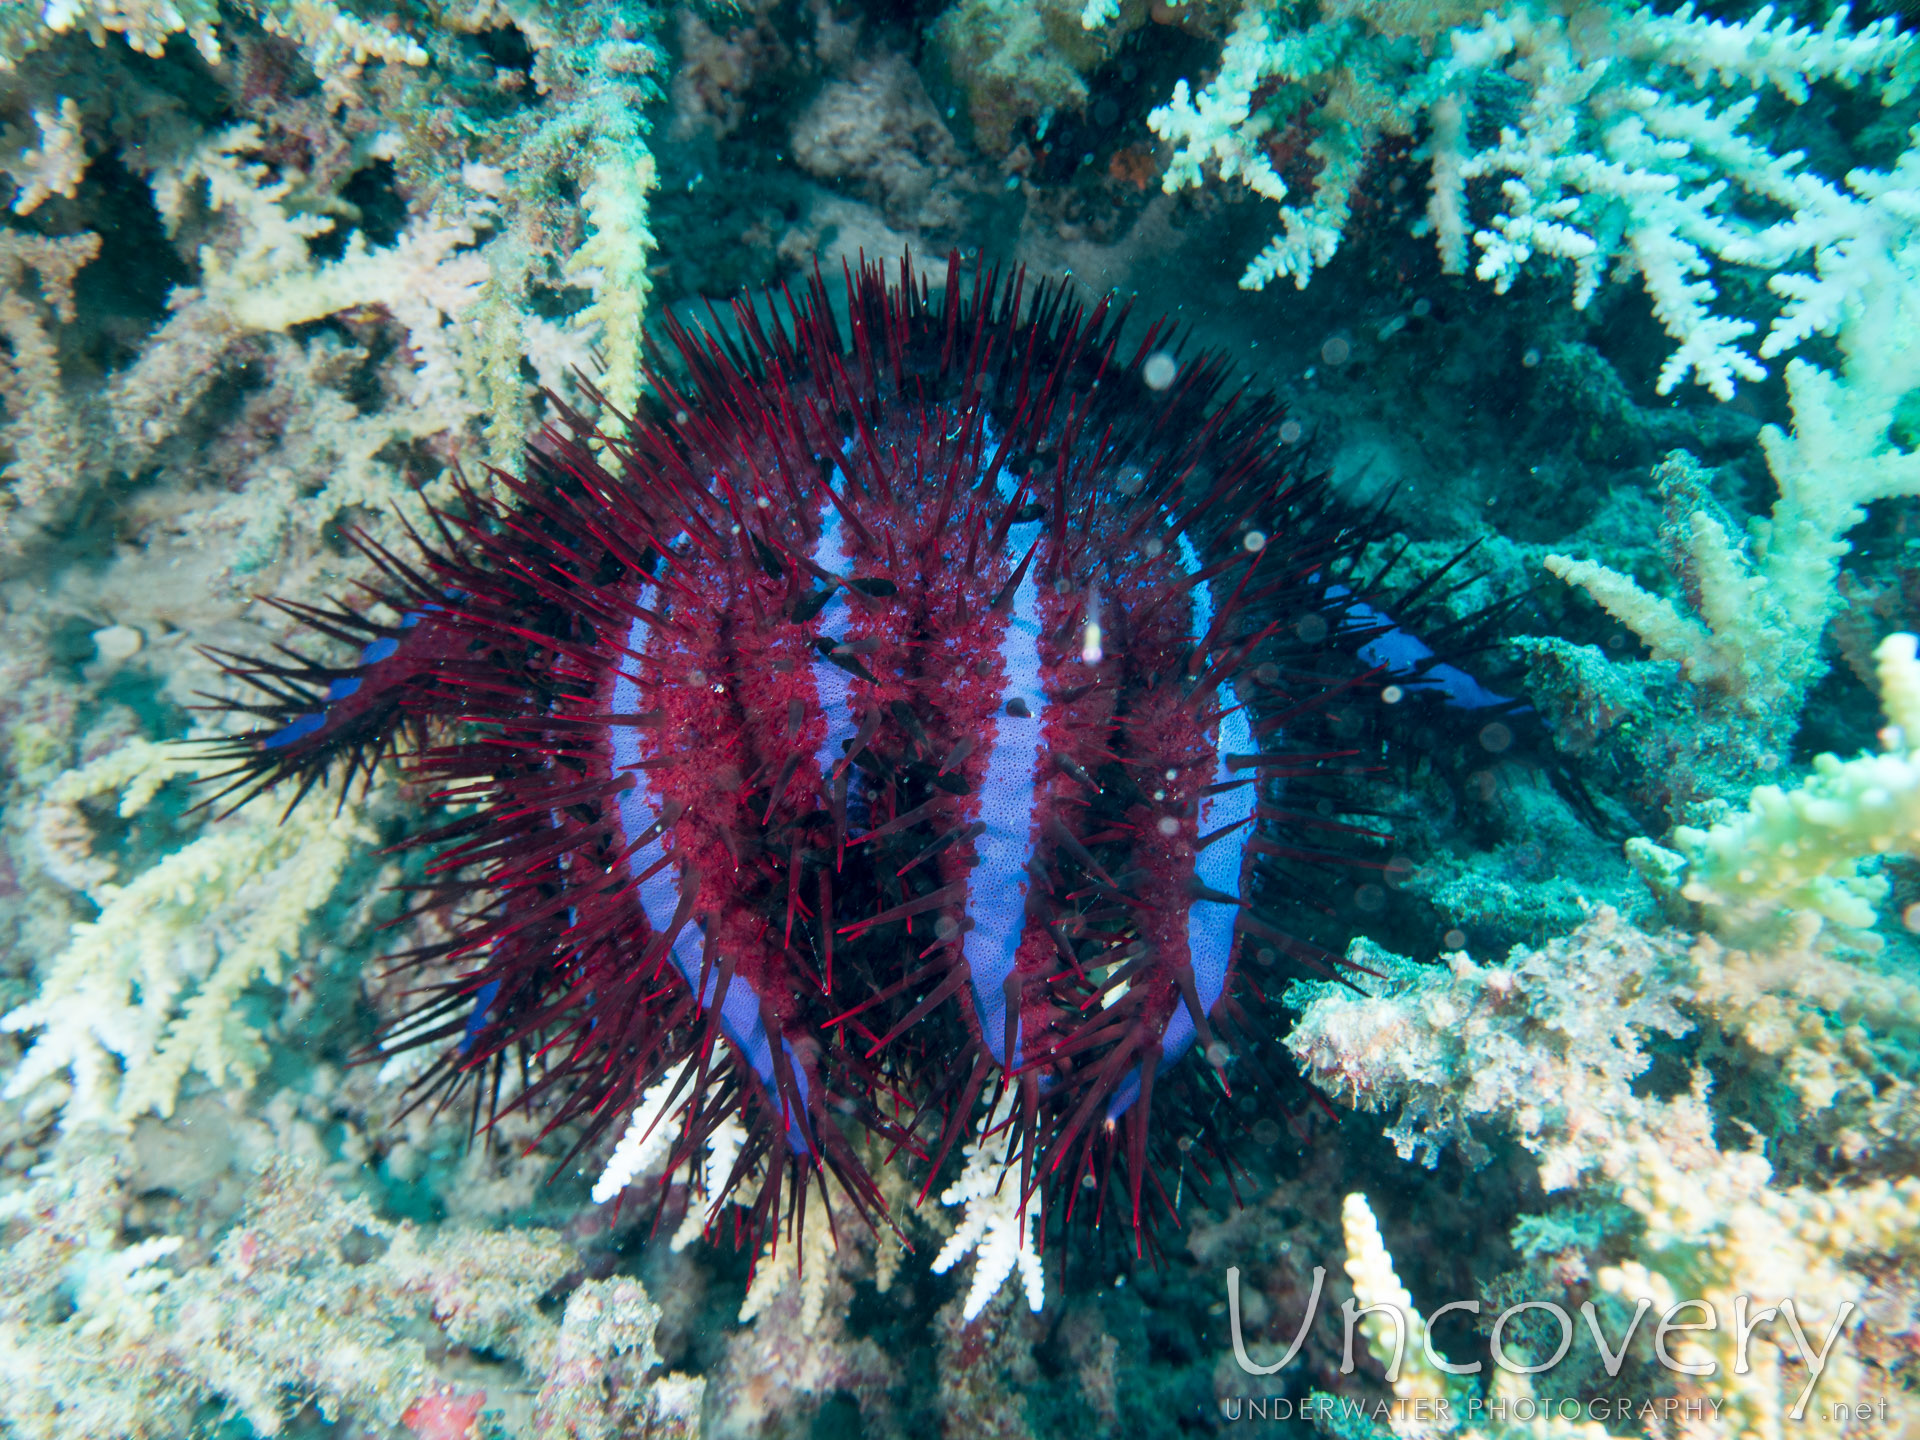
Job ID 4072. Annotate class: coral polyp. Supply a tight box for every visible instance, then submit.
[209,255,1515,1258]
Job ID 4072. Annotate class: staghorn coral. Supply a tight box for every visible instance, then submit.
[0,227,98,534]
[0,0,660,542]
[1638,633,1920,947]
[704,1177,900,1439]
[1334,1190,1626,1440]
[1120,0,1918,389]
[1546,444,1920,818]
[932,1086,1046,1322]
[5,96,87,216]
[3,739,372,1129]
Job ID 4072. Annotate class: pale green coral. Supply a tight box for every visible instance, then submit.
[3,0,663,537]
[1662,633,1920,946]
[3,740,372,1129]
[1122,0,1918,401]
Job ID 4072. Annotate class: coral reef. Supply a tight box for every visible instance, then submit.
[0,0,660,542]
[4,0,1920,1435]
[1287,907,1919,1440]
[0,1149,701,1440]
[5,739,371,1129]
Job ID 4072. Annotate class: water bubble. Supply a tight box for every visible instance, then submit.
[1279,419,1303,444]
[1243,530,1267,552]
[1522,347,1541,368]
[1144,537,1164,558]
[1156,815,1181,836]
[1355,883,1386,912]
[1382,684,1404,704]
[1143,352,1179,390]
[1252,1118,1282,1146]
[1479,722,1513,753]
[1295,613,1328,644]
[1321,336,1351,366]
[1444,928,1467,950]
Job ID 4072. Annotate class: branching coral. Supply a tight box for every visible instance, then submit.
[1685,934,1920,1159]
[1291,909,1920,1440]
[117,122,489,461]
[0,227,99,534]
[1597,1115,1917,1440]
[3,739,371,1129]
[6,96,87,215]
[705,1180,899,1440]
[1337,1191,1625,1440]
[1647,632,1920,947]
[1116,0,1917,396]
[2,0,662,539]
[10,0,428,74]
[1546,421,1920,790]
[932,1087,1047,1322]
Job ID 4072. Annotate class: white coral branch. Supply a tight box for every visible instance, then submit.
[930,1089,1044,1321]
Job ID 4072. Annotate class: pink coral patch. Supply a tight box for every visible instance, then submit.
[402,1387,487,1440]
